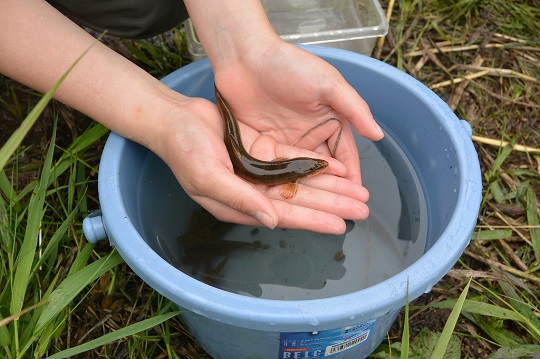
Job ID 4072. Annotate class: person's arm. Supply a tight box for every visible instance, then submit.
[184,0,384,185]
[184,1,277,71]
[0,0,179,153]
[0,0,378,234]
[184,0,385,232]
[184,0,383,140]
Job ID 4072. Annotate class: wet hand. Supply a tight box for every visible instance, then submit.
[213,39,384,187]
[157,97,369,234]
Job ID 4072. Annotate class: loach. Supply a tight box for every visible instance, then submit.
[215,85,330,199]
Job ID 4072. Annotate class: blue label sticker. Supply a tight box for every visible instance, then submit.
[279,320,375,358]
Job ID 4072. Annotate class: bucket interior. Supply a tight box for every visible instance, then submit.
[132,125,429,300]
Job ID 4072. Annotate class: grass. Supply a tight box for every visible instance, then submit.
[1,0,539,357]
[374,0,540,357]
[0,41,188,358]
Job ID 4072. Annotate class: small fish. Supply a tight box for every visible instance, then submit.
[215,85,329,199]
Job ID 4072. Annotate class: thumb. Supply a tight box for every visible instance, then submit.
[191,169,279,229]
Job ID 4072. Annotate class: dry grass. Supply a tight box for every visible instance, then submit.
[374,0,540,357]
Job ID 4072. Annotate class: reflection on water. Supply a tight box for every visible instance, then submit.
[176,208,354,298]
[138,130,428,300]
[178,209,271,287]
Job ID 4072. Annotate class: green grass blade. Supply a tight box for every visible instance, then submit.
[34,315,63,358]
[0,170,17,208]
[525,187,540,262]
[0,189,13,253]
[64,123,109,154]
[462,312,523,347]
[472,229,513,241]
[67,242,95,276]
[10,123,56,316]
[497,277,540,339]
[487,345,540,359]
[0,312,12,347]
[16,274,62,358]
[46,311,181,359]
[0,40,100,173]
[0,98,48,173]
[429,299,526,323]
[31,205,80,273]
[429,279,471,359]
[485,142,514,183]
[49,123,109,184]
[488,181,506,204]
[34,250,123,334]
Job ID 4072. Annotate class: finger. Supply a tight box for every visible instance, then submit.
[195,196,263,226]
[272,200,348,234]
[288,117,342,152]
[196,185,351,235]
[249,135,348,177]
[190,169,279,229]
[197,187,353,235]
[304,122,362,185]
[323,76,384,141]
[301,173,369,203]
[265,180,369,221]
[329,123,362,185]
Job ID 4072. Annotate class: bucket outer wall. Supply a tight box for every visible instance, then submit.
[180,308,401,359]
[89,46,482,358]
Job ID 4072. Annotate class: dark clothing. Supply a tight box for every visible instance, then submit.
[47,0,189,38]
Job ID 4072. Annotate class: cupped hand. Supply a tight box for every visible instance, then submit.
[157,96,370,234]
[213,39,384,186]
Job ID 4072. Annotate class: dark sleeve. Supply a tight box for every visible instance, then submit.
[47,0,189,38]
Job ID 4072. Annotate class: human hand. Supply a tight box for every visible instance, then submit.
[213,39,384,187]
[157,96,371,234]
[181,1,384,233]
[0,0,377,235]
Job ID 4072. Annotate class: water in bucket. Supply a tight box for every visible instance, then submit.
[137,127,428,300]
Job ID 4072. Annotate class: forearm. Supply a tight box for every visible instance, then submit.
[0,0,183,154]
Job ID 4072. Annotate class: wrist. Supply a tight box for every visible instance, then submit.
[184,0,281,71]
[138,89,192,160]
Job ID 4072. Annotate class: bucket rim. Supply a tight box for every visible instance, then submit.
[97,45,482,332]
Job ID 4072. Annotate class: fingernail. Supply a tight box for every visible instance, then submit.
[358,205,370,220]
[375,122,384,138]
[255,211,276,229]
[360,186,370,202]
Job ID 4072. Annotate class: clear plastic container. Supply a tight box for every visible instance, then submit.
[185,0,388,60]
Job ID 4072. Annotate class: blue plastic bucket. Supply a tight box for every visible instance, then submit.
[83,46,482,358]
